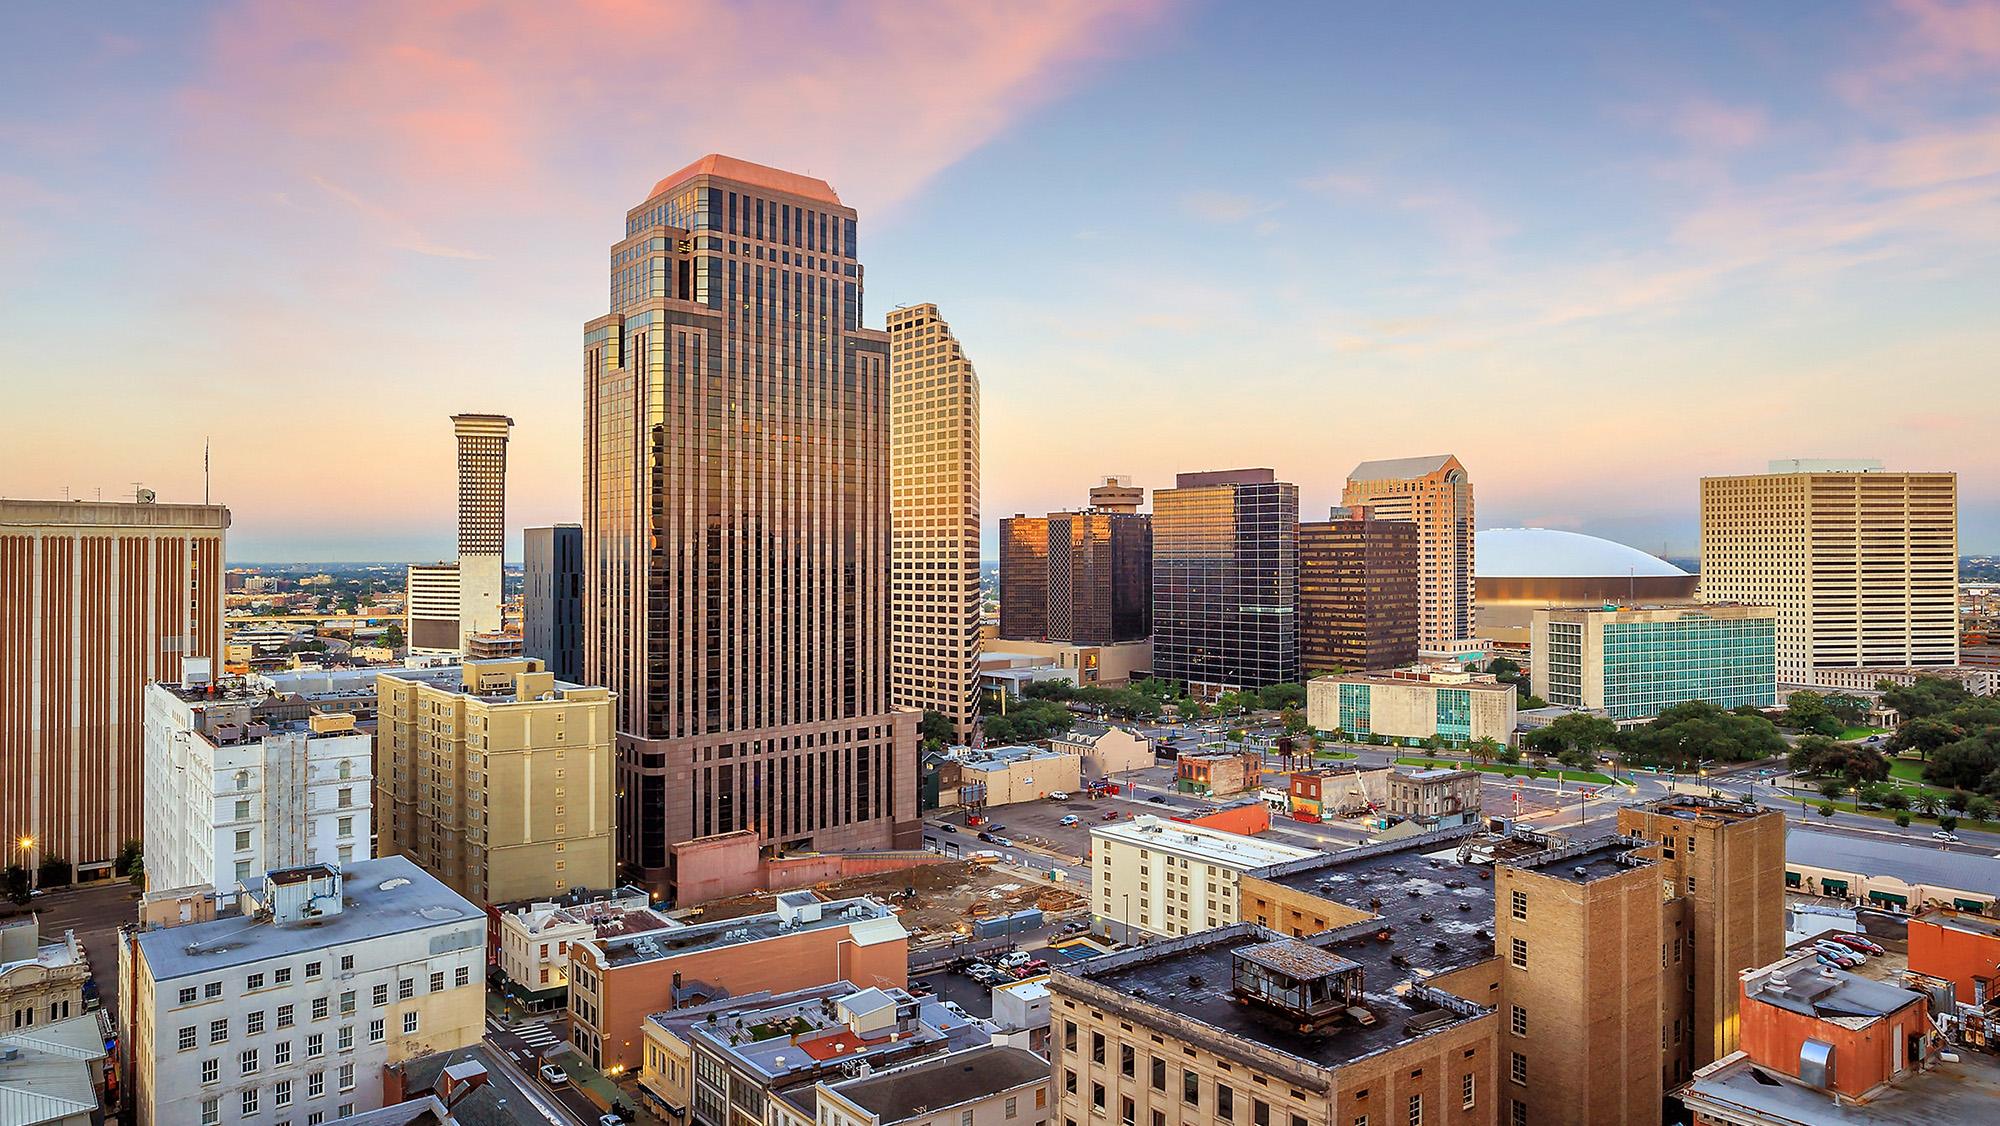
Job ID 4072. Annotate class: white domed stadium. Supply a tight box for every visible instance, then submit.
[1475,528,1696,649]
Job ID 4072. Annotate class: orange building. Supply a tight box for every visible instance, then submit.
[1170,799,1270,836]
[1907,907,2000,1004]
[565,893,908,1072]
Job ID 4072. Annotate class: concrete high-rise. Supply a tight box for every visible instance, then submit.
[998,478,1152,648]
[404,561,461,655]
[1699,460,1958,685]
[1297,505,1419,673]
[451,413,512,648]
[583,155,919,896]
[0,496,228,877]
[523,524,583,683]
[1151,469,1298,692]
[1342,455,1474,647]
[887,303,981,742]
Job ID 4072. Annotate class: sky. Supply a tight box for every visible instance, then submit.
[4,0,1999,562]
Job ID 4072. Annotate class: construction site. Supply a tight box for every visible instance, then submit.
[687,859,1088,945]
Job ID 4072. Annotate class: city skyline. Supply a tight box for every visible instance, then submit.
[7,2,2000,560]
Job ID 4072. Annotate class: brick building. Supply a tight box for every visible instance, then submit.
[1173,748,1263,797]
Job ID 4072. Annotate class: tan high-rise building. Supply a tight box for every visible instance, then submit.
[375,658,615,906]
[1698,460,1958,685]
[888,303,981,741]
[0,497,228,876]
[405,560,461,655]
[452,413,512,648]
[1342,455,1474,646]
[583,155,919,897]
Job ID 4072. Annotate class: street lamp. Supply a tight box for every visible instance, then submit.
[15,836,35,891]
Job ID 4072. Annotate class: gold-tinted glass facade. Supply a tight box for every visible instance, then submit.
[583,156,917,896]
[1151,470,1298,690]
[1298,514,1418,673]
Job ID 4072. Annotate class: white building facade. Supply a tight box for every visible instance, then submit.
[143,673,374,898]
[120,858,485,1126]
[1089,816,1316,943]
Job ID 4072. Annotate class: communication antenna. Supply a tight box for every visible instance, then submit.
[205,439,211,505]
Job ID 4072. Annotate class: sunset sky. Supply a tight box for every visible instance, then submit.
[4,1,1998,561]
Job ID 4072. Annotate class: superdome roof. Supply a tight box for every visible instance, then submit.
[1476,528,1688,580]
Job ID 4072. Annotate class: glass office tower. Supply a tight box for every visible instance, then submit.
[1151,469,1299,692]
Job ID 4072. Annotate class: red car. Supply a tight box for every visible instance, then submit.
[1101,810,1121,820]
[1828,934,1885,956]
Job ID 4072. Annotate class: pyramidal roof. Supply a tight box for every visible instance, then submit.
[1348,454,1459,482]
[649,155,842,206]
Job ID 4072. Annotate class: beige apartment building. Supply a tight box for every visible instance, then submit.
[1089,815,1316,943]
[375,658,615,906]
[889,303,983,742]
[0,496,229,876]
[1305,665,1518,746]
[1342,455,1475,646]
[1699,460,1958,685]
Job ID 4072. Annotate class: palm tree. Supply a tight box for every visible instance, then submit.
[1469,737,1501,767]
[1912,793,1943,818]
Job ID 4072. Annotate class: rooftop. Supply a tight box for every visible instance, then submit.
[390,1044,546,1126]
[1505,837,1653,884]
[1786,827,2000,897]
[1682,1043,2000,1126]
[1250,828,1509,966]
[1912,907,2000,940]
[1747,952,1923,1030]
[1092,816,1318,869]
[133,856,482,981]
[1347,455,1458,482]
[649,982,986,1086]
[1059,921,1486,1075]
[1629,795,1775,825]
[826,1045,1051,1123]
[594,895,903,969]
[648,154,842,206]
[0,1014,106,1126]
[1474,527,1687,580]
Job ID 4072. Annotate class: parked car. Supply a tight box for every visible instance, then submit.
[1059,815,1081,827]
[987,823,1006,833]
[1101,810,1121,820]
[1932,830,1961,843]
[1828,934,1885,955]
[539,1063,571,1088]
[940,824,958,834]
[1021,958,1050,973]
[1812,943,1862,968]
[1815,953,1847,970]
[1049,791,1071,801]
[977,831,996,843]
[1147,795,1169,804]
[600,1115,628,1126]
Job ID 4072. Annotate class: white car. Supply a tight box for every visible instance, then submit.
[600,1116,627,1126]
[1932,830,1961,843]
[1049,791,1071,801]
[538,1063,570,1088]
[1059,815,1080,827]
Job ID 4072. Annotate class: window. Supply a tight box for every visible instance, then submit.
[311,998,328,1021]
[372,984,389,1007]
[430,971,445,993]
[338,1106,354,1119]
[248,1010,265,1035]
[1092,1082,1105,1111]
[201,1097,220,1126]
[307,1033,324,1059]
[1064,1070,1077,1095]
[1510,1005,1527,1037]
[1217,1084,1234,1120]
[179,987,199,1005]
[275,1041,291,1067]
[242,1088,259,1116]
[338,1062,354,1091]
[1121,1044,1135,1077]
[369,1019,384,1044]
[340,991,355,1015]
[275,967,292,985]
[398,978,414,1001]
[1120,1096,1134,1126]
[337,816,353,837]
[275,1080,293,1109]
[1510,1052,1527,1085]
[1511,890,1527,920]
[247,973,265,991]
[1511,938,1528,968]
[1254,1100,1270,1126]
[1184,1069,1200,1107]
[455,966,471,988]
[277,1004,294,1029]
[1006,1096,1018,1119]
[308,1071,325,1098]
[1151,1058,1165,1090]
[241,1048,259,1075]
[210,1018,229,1044]
[1511,1099,1528,1126]
[1092,1032,1105,1064]
[1462,1074,1475,1110]
[177,1026,198,1052]
[1407,1094,1422,1126]
[1064,1022,1077,1052]
[337,1025,353,1051]
[235,798,251,820]
[403,1011,419,1035]
[339,955,354,972]
[201,1058,219,1084]
[235,829,252,851]
[305,961,322,980]
[204,981,223,999]
[1687,875,1696,894]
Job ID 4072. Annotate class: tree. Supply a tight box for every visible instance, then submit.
[114,839,143,877]
[37,855,71,888]
[1888,717,1960,762]
[1520,694,1549,710]
[1487,657,1525,687]
[1938,814,1960,833]
[1879,676,1973,722]
[1556,745,1592,770]
[1781,691,1845,737]
[1879,790,1910,811]
[1257,683,1306,711]
[1894,812,1912,828]
[1621,700,1785,771]
[1854,783,1884,808]
[1912,793,1943,818]
[1817,803,1836,818]
[0,866,28,905]
[918,711,956,752]
[1788,736,1889,783]
[1023,680,1076,702]
[126,845,145,889]
[1817,779,1846,801]
[1280,707,1309,736]
[1923,731,2000,793]
[1130,678,1183,703]
[1497,745,1523,765]
[1468,736,1502,766]
[378,623,406,650]
[1822,694,1870,726]
[1969,795,1996,823]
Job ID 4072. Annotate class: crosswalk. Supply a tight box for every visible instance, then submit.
[487,1015,564,1052]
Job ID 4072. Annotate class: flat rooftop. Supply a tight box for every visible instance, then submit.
[1505,837,1652,885]
[134,857,482,981]
[1062,921,1485,1071]
[1787,827,2000,897]
[597,895,903,968]
[1747,953,1922,1028]
[1251,829,1502,968]
[1913,908,2000,940]
[1629,795,1774,824]
[1093,816,1318,869]
[1683,1043,2000,1126]
[830,1045,1050,1121]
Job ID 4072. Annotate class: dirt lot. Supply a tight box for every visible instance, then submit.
[690,860,1086,943]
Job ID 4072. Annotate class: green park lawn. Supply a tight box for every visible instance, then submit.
[1394,756,1619,787]
[1839,726,1889,741]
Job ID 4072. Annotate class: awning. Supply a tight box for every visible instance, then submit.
[1821,879,1849,897]
[1954,899,1989,913]
[1784,871,1802,888]
[1868,890,1908,908]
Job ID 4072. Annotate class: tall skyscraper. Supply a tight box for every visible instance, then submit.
[1151,469,1298,692]
[887,303,981,742]
[1297,505,1419,673]
[0,496,228,876]
[583,155,918,896]
[452,412,512,647]
[524,523,583,682]
[1341,455,1474,647]
[998,479,1152,647]
[1700,460,1958,684]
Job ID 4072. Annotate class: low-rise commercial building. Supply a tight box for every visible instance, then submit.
[494,886,674,1008]
[1306,665,1518,746]
[957,746,1082,808]
[143,666,374,897]
[1049,724,1152,779]
[1808,664,1998,697]
[1089,816,1316,943]
[0,1014,110,1126]
[0,916,88,1035]
[1784,825,1999,914]
[1285,767,1392,821]
[117,857,486,1126]
[814,1043,1051,1126]
[375,658,615,906]
[568,892,909,1073]
[980,639,1153,688]
[1530,603,1778,719]
[1386,767,1480,825]
[1172,747,1263,797]
[1906,907,2000,1005]
[990,974,1052,1053]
